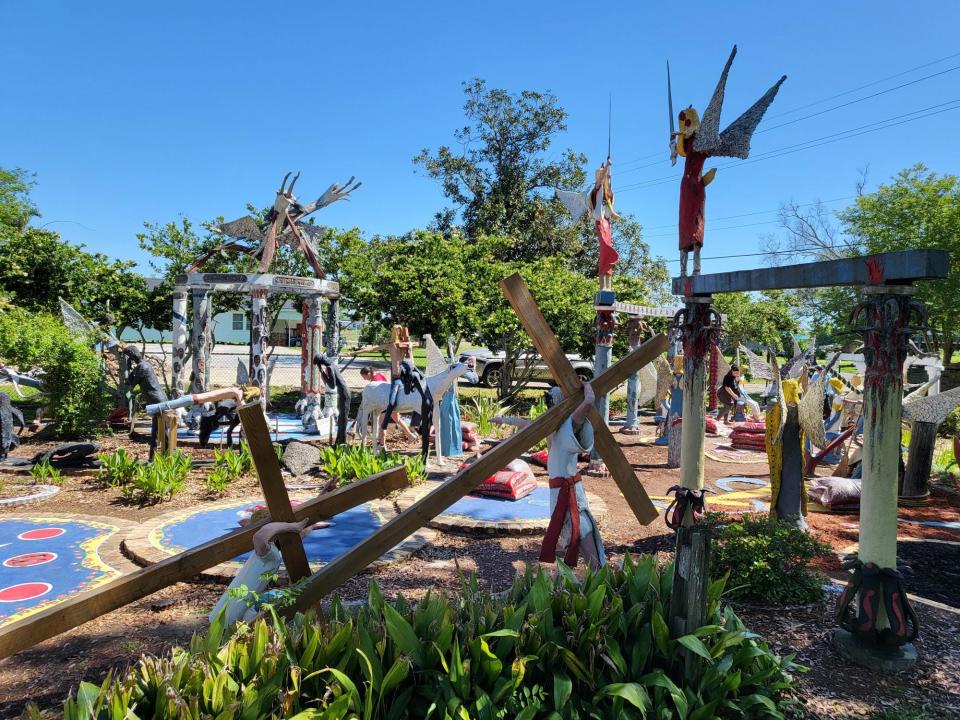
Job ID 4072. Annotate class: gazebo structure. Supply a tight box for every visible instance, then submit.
[170,272,341,433]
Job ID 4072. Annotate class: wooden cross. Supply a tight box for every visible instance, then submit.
[237,402,312,582]
[501,274,659,525]
[285,275,668,613]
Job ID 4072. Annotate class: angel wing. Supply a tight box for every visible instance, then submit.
[211,216,265,243]
[554,189,592,224]
[425,335,449,380]
[739,344,774,381]
[694,45,787,159]
[768,348,787,447]
[59,297,95,336]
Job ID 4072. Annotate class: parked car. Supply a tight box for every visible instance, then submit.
[459,349,593,388]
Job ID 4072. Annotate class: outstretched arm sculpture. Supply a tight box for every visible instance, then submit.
[313,353,350,445]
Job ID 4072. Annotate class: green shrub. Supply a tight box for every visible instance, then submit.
[122,450,192,502]
[204,466,232,496]
[214,444,253,481]
[29,460,63,486]
[463,395,511,438]
[319,445,427,487]
[938,407,960,438]
[47,557,800,719]
[97,447,139,487]
[708,513,832,606]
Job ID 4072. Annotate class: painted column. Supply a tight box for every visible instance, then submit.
[707,344,719,412]
[833,285,924,662]
[250,288,269,408]
[190,288,212,395]
[299,296,325,432]
[171,288,188,398]
[622,318,643,435]
[325,297,341,357]
[589,299,617,472]
[677,298,718,498]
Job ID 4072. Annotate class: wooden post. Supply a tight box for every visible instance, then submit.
[238,402,312,582]
[669,525,711,682]
[900,420,935,502]
[158,411,178,455]
[0,466,409,660]
[285,333,669,614]
[678,298,717,500]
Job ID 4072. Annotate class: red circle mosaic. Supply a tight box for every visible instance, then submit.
[0,582,53,602]
[17,527,66,541]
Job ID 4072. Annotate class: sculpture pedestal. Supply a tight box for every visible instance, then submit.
[833,628,917,672]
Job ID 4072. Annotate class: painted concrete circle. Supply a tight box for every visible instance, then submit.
[125,496,435,580]
[0,581,53,602]
[3,551,58,568]
[18,527,66,541]
[0,515,130,627]
[396,482,608,535]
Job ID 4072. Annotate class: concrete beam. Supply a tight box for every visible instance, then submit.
[174,272,339,297]
[672,250,949,296]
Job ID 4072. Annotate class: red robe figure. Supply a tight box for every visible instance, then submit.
[556,158,619,289]
[669,46,786,277]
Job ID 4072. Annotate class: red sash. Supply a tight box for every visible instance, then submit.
[540,474,582,566]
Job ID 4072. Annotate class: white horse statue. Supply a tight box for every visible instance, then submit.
[354,363,476,454]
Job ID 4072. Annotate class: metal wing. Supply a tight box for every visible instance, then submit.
[59,297,95,337]
[693,46,737,155]
[710,74,787,159]
[425,335,449,380]
[554,189,592,224]
[211,216,265,243]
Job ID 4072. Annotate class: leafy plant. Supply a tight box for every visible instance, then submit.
[214,444,253,481]
[707,513,832,606]
[939,407,960,438]
[464,395,510,438]
[204,466,232,496]
[528,395,548,451]
[29,459,64,486]
[319,445,427,487]
[97,447,139,487]
[48,556,800,719]
[122,450,192,502]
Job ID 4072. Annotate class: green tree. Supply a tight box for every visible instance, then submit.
[839,165,960,363]
[414,79,588,263]
[712,291,802,354]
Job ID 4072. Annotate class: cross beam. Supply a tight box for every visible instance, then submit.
[501,274,659,525]
[284,331,670,614]
[672,250,949,296]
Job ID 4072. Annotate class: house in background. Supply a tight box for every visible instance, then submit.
[118,279,362,347]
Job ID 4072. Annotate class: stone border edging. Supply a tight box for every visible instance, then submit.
[0,484,60,507]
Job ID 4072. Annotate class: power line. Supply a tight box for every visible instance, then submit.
[662,244,859,264]
[617,99,960,193]
[766,50,960,119]
[755,64,960,135]
[612,50,960,170]
[640,195,855,231]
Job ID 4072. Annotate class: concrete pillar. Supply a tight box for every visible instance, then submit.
[325,297,341,357]
[250,288,269,407]
[622,318,643,435]
[171,289,188,398]
[299,296,326,432]
[589,305,616,473]
[190,288,212,395]
[677,298,718,498]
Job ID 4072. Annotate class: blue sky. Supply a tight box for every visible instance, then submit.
[4,2,959,281]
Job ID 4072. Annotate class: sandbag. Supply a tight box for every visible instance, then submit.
[734,422,766,434]
[705,417,718,435]
[808,476,861,511]
[473,469,539,500]
[529,449,549,467]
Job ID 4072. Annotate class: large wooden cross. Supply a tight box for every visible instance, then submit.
[285,274,667,614]
[500,274,658,525]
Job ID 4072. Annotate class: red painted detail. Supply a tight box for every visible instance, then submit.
[18,527,65,541]
[860,589,876,630]
[891,592,907,638]
[0,582,53,602]
[683,278,693,297]
[3,552,57,568]
[865,256,885,285]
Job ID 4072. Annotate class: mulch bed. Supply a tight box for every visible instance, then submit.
[1,418,959,718]
[896,539,960,606]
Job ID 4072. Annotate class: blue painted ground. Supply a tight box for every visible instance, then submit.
[177,412,320,442]
[158,500,384,565]
[0,518,117,625]
[441,486,551,522]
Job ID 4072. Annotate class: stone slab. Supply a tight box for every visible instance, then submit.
[833,628,917,672]
[672,249,949,296]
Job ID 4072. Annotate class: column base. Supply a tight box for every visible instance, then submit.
[832,628,917,672]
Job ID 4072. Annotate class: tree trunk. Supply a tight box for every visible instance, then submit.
[901,420,936,501]
[944,336,955,367]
